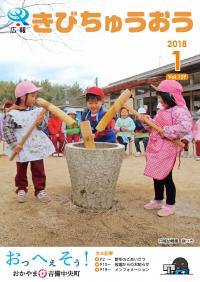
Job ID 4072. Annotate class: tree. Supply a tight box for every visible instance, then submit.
[0,79,84,107]
[0,81,15,103]
[65,82,84,106]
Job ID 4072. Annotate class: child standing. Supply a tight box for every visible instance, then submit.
[1,101,14,155]
[3,81,55,203]
[0,112,3,156]
[65,110,80,143]
[134,107,150,156]
[181,132,193,158]
[0,111,3,142]
[48,114,65,157]
[115,107,135,150]
[193,109,200,160]
[82,87,116,143]
[141,80,192,217]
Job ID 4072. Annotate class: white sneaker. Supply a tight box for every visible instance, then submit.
[58,153,64,157]
[36,190,51,203]
[182,151,189,158]
[17,190,27,203]
[135,152,142,157]
[52,152,59,157]
[195,156,200,161]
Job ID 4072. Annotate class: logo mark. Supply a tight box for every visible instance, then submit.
[163,257,190,275]
[38,269,47,278]
[7,8,29,26]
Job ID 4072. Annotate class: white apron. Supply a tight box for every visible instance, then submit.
[4,108,55,162]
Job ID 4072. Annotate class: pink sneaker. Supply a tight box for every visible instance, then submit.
[157,204,175,217]
[144,200,164,210]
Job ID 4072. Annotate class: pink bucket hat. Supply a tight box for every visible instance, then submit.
[15,81,41,98]
[151,80,186,106]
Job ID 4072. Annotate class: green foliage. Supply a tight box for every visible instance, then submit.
[0,80,84,107]
[65,82,84,106]
[0,81,15,104]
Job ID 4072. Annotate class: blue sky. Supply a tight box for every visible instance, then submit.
[1,0,200,88]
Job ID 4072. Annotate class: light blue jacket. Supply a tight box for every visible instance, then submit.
[115,117,135,140]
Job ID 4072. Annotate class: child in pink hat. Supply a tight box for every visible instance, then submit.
[3,81,55,203]
[140,80,193,217]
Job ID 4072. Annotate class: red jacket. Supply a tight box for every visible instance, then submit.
[48,117,63,135]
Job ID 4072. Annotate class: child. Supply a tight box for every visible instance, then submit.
[115,107,135,150]
[82,87,116,143]
[0,111,3,142]
[193,109,200,160]
[0,111,3,156]
[134,107,150,156]
[65,110,80,143]
[181,132,193,158]
[3,101,14,112]
[141,80,192,217]
[1,101,15,155]
[48,114,65,157]
[3,80,55,203]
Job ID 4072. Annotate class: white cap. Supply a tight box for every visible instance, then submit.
[138,107,146,114]
[67,109,77,115]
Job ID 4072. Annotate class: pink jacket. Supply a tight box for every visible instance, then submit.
[193,118,200,141]
[144,106,192,180]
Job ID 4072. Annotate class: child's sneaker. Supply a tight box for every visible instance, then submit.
[144,200,164,210]
[58,153,64,157]
[36,190,51,203]
[17,190,27,203]
[182,151,189,158]
[52,152,59,157]
[157,204,175,217]
[135,152,142,157]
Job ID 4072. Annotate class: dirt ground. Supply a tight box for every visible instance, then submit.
[0,143,200,247]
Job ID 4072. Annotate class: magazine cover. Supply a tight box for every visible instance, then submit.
[0,0,199,281]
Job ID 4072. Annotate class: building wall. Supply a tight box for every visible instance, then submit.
[133,72,200,114]
[104,70,200,116]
